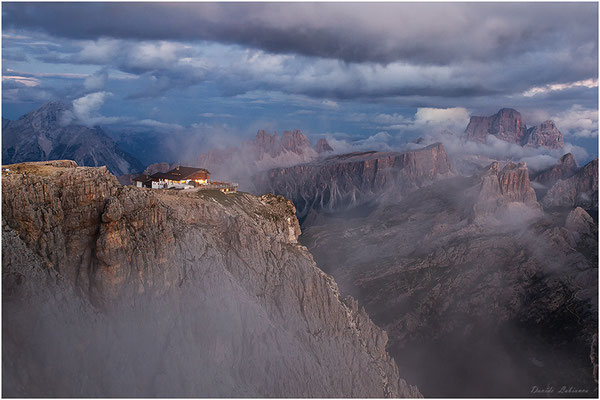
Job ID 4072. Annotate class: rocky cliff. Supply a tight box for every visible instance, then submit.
[532,153,579,187]
[542,158,598,209]
[464,108,564,149]
[2,102,142,176]
[523,120,565,149]
[315,138,334,154]
[2,160,419,398]
[465,108,527,144]
[256,143,453,219]
[471,161,539,218]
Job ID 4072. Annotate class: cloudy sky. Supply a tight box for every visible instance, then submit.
[2,2,598,160]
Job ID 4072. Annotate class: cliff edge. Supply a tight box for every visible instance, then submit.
[2,160,420,397]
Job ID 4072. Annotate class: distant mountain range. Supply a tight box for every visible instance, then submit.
[260,142,597,396]
[2,102,143,176]
[465,108,564,149]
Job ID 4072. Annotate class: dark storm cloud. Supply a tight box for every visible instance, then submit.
[3,2,597,65]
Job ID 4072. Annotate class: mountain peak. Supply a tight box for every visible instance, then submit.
[17,101,72,130]
[281,130,311,154]
[465,107,564,149]
[314,138,334,154]
[524,119,564,149]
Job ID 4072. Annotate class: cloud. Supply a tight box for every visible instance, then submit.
[2,75,40,87]
[83,69,108,91]
[200,113,235,118]
[3,3,597,66]
[426,130,590,172]
[325,132,394,154]
[552,105,598,138]
[69,92,126,126]
[413,107,470,133]
[523,78,598,97]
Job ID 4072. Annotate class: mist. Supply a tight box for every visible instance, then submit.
[296,171,597,397]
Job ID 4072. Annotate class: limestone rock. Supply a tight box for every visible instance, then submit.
[524,120,564,149]
[533,153,579,187]
[314,138,334,154]
[2,161,420,398]
[464,108,564,149]
[2,102,142,175]
[465,108,527,145]
[256,143,453,218]
[543,159,598,209]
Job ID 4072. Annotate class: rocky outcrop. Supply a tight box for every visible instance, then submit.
[524,120,565,149]
[533,153,579,187]
[565,207,598,250]
[314,138,334,154]
[281,129,313,154]
[498,161,538,203]
[464,108,564,149]
[254,129,285,158]
[256,143,453,218]
[2,102,143,176]
[2,161,419,398]
[469,161,538,218]
[465,108,527,145]
[542,159,598,209]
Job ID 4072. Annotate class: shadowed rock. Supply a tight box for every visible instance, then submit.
[543,159,598,209]
[2,102,142,175]
[314,138,334,154]
[533,153,579,187]
[256,143,453,218]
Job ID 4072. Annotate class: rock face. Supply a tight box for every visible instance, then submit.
[256,143,453,219]
[524,120,565,149]
[314,138,334,154]
[464,108,564,149]
[533,153,579,187]
[2,161,419,398]
[299,169,597,397]
[281,129,313,154]
[2,102,143,176]
[465,108,527,144]
[472,161,538,217]
[542,159,598,209]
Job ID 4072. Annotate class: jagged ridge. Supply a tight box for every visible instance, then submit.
[256,143,453,218]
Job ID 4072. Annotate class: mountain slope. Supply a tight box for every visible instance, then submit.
[2,160,420,398]
[2,102,142,176]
